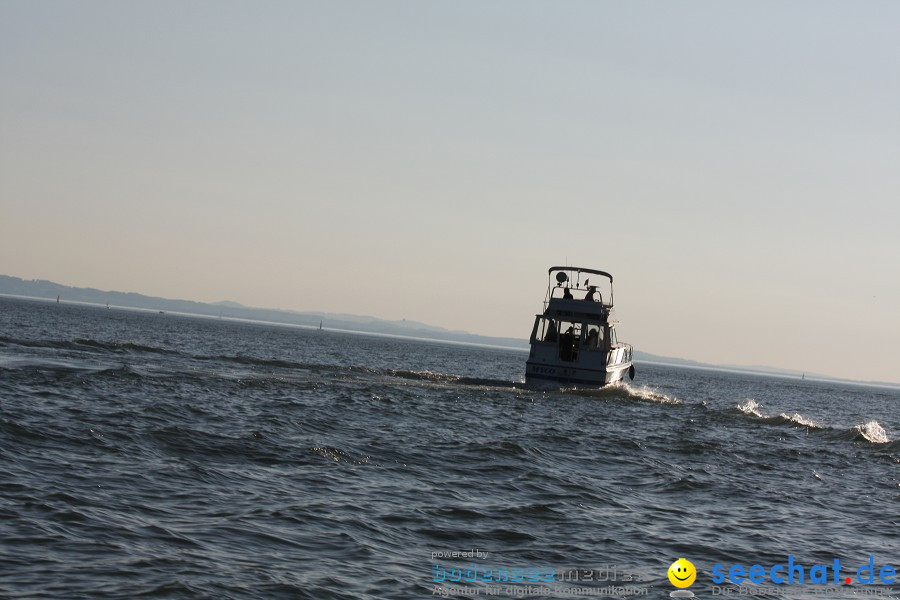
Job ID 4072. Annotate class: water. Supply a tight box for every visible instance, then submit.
[1,296,897,599]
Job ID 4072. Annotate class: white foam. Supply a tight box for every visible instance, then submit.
[738,402,822,429]
[623,382,681,404]
[779,412,820,428]
[853,420,891,444]
[736,399,763,417]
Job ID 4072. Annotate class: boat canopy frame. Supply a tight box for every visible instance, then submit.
[545,266,615,309]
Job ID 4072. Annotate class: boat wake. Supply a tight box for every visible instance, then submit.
[382,369,517,389]
[561,381,680,404]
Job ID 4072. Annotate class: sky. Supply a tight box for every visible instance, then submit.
[1,1,898,383]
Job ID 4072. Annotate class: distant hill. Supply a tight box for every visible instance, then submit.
[631,349,814,378]
[0,275,527,349]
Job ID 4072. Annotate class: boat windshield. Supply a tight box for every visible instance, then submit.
[533,318,606,350]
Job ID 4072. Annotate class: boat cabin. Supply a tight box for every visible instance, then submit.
[525,266,634,387]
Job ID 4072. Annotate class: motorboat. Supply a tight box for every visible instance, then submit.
[525,266,634,388]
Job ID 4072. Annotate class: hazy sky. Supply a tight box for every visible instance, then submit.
[2,1,898,383]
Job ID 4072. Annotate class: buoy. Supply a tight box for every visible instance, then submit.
[628,365,635,380]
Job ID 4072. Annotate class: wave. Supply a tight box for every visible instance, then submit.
[736,399,826,429]
[734,400,893,445]
[624,382,681,404]
[0,356,139,379]
[0,335,181,356]
[308,446,374,465]
[211,354,516,388]
[383,369,516,389]
[848,420,891,444]
[73,338,181,355]
[2,336,517,388]
[216,354,313,370]
[736,399,765,418]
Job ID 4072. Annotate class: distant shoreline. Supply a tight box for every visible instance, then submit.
[0,292,530,354]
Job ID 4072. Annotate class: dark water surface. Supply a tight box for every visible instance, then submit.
[1,297,897,599]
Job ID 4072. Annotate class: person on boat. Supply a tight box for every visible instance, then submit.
[584,286,597,302]
[560,326,575,361]
[584,327,599,349]
[563,287,573,299]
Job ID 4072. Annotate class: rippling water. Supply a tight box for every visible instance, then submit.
[1,296,898,599]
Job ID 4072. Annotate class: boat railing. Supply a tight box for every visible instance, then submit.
[546,297,606,316]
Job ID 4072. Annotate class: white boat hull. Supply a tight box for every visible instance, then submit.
[525,360,632,388]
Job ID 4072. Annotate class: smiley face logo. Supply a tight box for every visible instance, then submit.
[668,558,696,588]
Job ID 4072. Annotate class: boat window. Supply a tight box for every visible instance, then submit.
[535,318,559,343]
[541,319,580,345]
